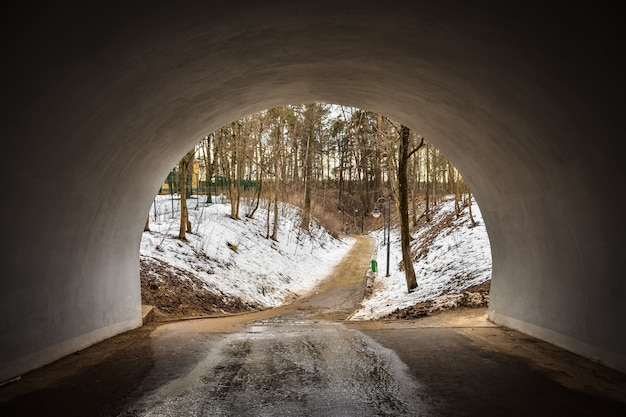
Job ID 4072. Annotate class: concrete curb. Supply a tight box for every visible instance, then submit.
[141,305,155,324]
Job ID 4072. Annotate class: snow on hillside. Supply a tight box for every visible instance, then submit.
[351,196,492,320]
[141,196,355,309]
[141,194,492,319]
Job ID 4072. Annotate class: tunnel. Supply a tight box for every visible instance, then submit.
[1,0,624,382]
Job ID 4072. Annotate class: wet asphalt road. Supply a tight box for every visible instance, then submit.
[116,236,428,416]
[118,317,425,417]
[111,309,626,417]
[2,236,626,416]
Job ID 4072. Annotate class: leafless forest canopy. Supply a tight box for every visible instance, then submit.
[165,104,473,237]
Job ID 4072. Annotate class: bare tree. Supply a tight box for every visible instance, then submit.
[199,134,213,204]
[266,107,286,241]
[398,125,424,292]
[271,152,280,240]
[300,105,317,231]
[246,139,264,218]
[228,121,243,219]
[424,141,432,222]
[178,147,195,239]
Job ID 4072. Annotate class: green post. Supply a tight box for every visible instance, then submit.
[371,259,377,272]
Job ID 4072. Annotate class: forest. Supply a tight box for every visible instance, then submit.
[154,103,476,291]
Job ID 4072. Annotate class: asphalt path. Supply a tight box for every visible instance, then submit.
[1,236,625,416]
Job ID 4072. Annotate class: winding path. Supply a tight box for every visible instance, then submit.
[153,234,374,334]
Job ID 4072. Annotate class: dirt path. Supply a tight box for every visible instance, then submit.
[287,234,374,319]
[147,234,374,334]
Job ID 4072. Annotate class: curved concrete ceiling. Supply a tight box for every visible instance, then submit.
[1,1,624,380]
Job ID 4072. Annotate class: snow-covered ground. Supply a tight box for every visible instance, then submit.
[141,194,492,320]
[142,195,355,308]
[350,197,492,320]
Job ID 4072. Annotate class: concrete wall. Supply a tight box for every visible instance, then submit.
[1,1,624,381]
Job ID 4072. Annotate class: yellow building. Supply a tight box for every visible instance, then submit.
[159,161,202,195]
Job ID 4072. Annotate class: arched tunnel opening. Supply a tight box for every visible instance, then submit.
[1,0,624,400]
[138,103,492,324]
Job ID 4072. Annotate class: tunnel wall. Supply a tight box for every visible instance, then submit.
[1,1,624,381]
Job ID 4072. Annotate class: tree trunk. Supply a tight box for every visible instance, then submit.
[248,177,262,218]
[271,191,279,240]
[425,142,431,222]
[178,148,195,239]
[301,132,312,231]
[265,198,272,239]
[398,125,418,292]
[468,191,477,227]
[271,157,279,241]
[202,134,213,204]
[451,163,461,218]
[411,153,419,227]
[229,122,242,220]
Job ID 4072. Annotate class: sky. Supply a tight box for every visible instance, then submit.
[141,193,492,320]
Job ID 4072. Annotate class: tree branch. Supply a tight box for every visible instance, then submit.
[407,136,425,159]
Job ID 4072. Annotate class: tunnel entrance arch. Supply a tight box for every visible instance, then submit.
[1,1,624,382]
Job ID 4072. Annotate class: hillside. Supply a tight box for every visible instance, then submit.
[140,194,491,321]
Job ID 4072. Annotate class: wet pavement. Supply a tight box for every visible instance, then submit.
[2,236,626,416]
[106,306,626,417]
[118,317,425,416]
